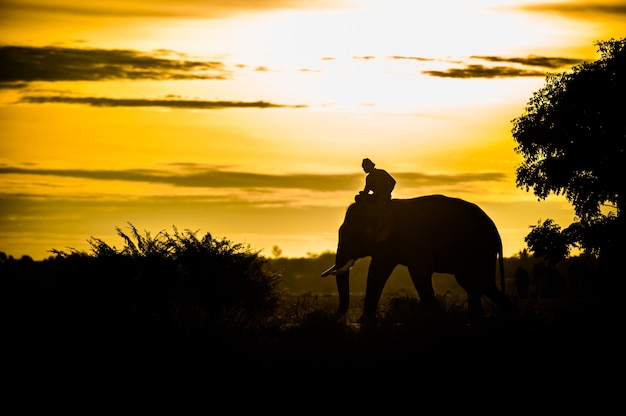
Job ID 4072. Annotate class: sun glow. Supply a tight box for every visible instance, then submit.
[1,0,623,259]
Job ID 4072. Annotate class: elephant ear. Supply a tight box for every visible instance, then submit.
[340,202,378,245]
[349,200,392,242]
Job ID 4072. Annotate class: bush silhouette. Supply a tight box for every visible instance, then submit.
[5,223,282,340]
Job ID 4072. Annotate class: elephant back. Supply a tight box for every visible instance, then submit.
[391,195,501,251]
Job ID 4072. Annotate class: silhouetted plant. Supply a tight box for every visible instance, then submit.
[513,266,531,298]
[512,37,626,271]
[558,253,599,298]
[42,223,284,335]
[531,261,566,299]
[525,219,571,265]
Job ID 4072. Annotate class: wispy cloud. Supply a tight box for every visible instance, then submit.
[18,95,307,110]
[471,55,582,69]
[517,1,626,19]
[1,0,341,19]
[0,81,29,89]
[396,171,507,185]
[0,164,507,191]
[391,54,583,78]
[0,44,587,94]
[0,46,230,82]
[388,56,435,62]
[0,165,357,191]
[422,65,547,79]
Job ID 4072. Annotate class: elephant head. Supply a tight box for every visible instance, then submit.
[321,195,516,323]
[321,200,379,273]
[321,199,395,319]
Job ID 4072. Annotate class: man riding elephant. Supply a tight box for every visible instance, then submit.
[356,158,396,243]
[357,158,396,202]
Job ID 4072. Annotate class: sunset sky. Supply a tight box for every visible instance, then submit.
[1,0,624,260]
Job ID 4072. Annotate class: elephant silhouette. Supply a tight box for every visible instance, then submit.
[321,194,516,323]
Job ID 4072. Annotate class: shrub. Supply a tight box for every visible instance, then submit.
[21,223,283,336]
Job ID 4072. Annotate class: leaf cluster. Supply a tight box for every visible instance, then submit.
[512,37,626,220]
[44,223,283,332]
[512,37,626,262]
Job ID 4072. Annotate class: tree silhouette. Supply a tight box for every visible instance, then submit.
[525,219,570,265]
[512,37,625,265]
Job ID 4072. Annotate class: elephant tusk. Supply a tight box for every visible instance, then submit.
[321,259,356,277]
[321,265,336,278]
[332,259,356,275]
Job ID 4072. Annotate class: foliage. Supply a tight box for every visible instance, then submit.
[8,223,283,337]
[525,219,571,264]
[512,37,625,218]
[511,37,626,261]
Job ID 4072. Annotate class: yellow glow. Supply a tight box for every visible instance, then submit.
[1,0,623,259]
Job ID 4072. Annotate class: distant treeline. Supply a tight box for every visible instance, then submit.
[267,249,609,301]
[1,244,611,315]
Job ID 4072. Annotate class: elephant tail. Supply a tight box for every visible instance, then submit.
[498,238,505,293]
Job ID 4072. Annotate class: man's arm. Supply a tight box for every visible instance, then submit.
[362,173,373,194]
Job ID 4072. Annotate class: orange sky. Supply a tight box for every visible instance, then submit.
[1,0,625,259]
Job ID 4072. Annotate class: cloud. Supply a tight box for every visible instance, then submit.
[1,0,341,19]
[0,82,29,89]
[396,171,507,185]
[0,165,356,191]
[390,54,583,79]
[0,46,230,82]
[517,1,626,19]
[0,164,507,192]
[0,45,586,88]
[18,95,307,110]
[422,65,547,79]
[388,56,435,62]
[471,55,583,69]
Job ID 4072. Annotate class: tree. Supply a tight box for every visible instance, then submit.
[512,37,626,261]
[271,245,283,258]
[525,219,570,265]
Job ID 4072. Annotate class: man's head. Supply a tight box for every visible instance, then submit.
[362,158,375,173]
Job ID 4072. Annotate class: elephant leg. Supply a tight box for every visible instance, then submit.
[335,272,350,319]
[456,270,488,322]
[361,259,395,321]
[483,284,517,318]
[466,290,485,323]
[407,267,436,307]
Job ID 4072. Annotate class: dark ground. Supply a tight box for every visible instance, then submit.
[7,297,620,379]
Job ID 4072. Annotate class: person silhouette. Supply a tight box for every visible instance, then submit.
[357,158,396,203]
[356,158,396,243]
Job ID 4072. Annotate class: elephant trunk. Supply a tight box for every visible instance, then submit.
[323,246,356,318]
[321,222,359,319]
[335,271,350,318]
[320,261,352,317]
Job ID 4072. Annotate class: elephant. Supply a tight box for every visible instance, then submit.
[321,194,515,323]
